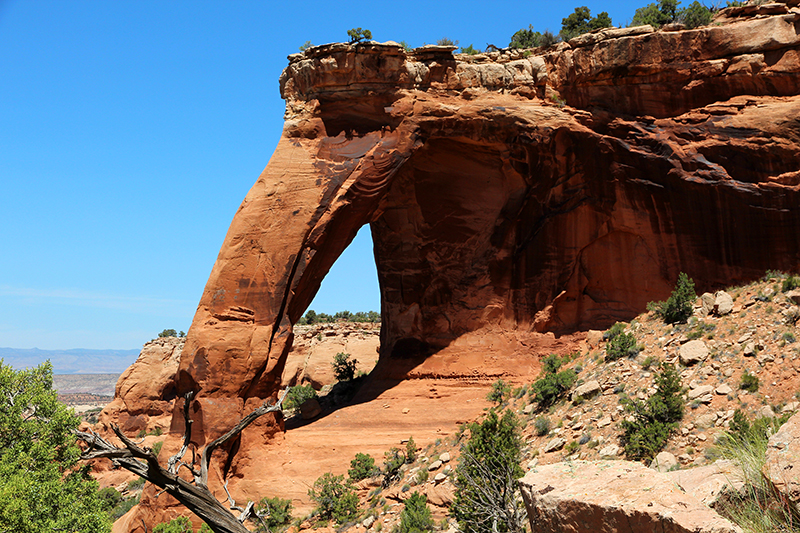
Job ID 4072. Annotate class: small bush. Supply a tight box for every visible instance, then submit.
[782,275,800,292]
[436,37,458,46]
[398,493,433,533]
[255,496,293,532]
[487,378,512,405]
[509,25,560,48]
[641,355,656,370]
[128,477,145,491]
[649,272,696,324]
[158,329,178,338]
[564,441,580,455]
[533,416,551,436]
[416,469,429,485]
[111,495,139,520]
[151,441,163,458]
[459,44,480,55]
[382,447,405,488]
[284,384,318,410]
[604,322,640,361]
[451,409,526,533]
[347,28,372,43]
[406,436,417,464]
[740,372,759,393]
[309,473,359,524]
[332,352,358,381]
[530,355,577,409]
[620,363,685,461]
[782,331,796,344]
[153,517,193,533]
[348,453,377,481]
[97,487,122,515]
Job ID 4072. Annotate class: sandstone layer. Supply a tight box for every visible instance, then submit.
[124,9,800,529]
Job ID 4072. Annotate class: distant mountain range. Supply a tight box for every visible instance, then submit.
[0,347,140,374]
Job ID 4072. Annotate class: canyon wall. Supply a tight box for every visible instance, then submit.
[122,8,800,529]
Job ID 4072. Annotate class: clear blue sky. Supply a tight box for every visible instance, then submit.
[1,0,645,350]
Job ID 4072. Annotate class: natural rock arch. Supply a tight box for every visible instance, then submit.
[122,15,800,529]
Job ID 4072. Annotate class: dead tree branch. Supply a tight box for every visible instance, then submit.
[74,388,289,533]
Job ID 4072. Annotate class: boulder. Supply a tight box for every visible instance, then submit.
[680,340,709,365]
[650,451,678,473]
[715,384,733,396]
[571,380,602,403]
[764,411,800,501]
[299,398,322,420]
[713,291,734,316]
[439,452,451,463]
[519,460,742,533]
[543,438,566,453]
[428,460,443,471]
[597,444,620,458]
[700,292,716,316]
[688,385,714,400]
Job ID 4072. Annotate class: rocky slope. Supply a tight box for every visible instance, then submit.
[102,4,800,530]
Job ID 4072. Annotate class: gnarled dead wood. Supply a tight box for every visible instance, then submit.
[75,388,289,533]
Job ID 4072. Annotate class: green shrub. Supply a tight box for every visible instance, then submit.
[153,517,193,533]
[648,272,696,324]
[533,416,551,437]
[509,26,559,48]
[416,469,429,484]
[347,28,372,43]
[255,496,293,532]
[641,355,656,370]
[487,379,512,405]
[530,355,577,409]
[782,275,800,292]
[97,487,122,515]
[630,0,679,28]
[436,38,458,46]
[308,473,358,524]
[459,44,480,55]
[284,384,318,410]
[332,352,358,382]
[128,477,145,491]
[604,322,640,361]
[398,493,433,533]
[782,331,796,344]
[382,447,405,487]
[406,436,417,464]
[564,441,580,455]
[158,329,178,338]
[740,372,759,393]
[111,495,139,520]
[620,363,685,461]
[560,6,612,40]
[348,453,377,481]
[451,409,526,533]
[151,441,163,458]
[680,1,712,28]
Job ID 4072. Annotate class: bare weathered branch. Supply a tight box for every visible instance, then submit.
[198,387,289,488]
[168,391,195,475]
[74,388,290,533]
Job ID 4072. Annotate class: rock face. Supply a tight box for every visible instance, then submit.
[128,11,800,529]
[98,336,184,436]
[519,460,742,533]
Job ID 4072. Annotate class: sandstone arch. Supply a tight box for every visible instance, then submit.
[122,16,800,529]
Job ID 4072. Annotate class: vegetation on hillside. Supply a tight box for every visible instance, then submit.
[298,309,380,325]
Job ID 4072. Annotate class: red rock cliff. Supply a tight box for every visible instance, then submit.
[127,9,800,529]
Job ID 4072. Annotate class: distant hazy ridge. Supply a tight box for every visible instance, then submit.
[0,346,139,374]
